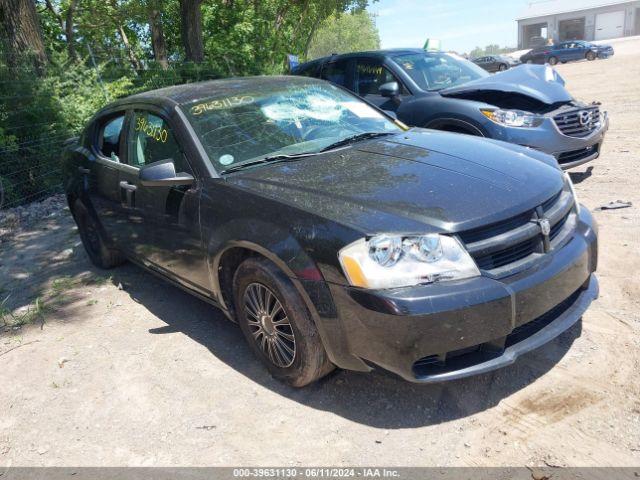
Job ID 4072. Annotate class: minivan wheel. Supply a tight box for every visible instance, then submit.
[586,51,596,61]
[548,56,558,65]
[233,257,334,387]
[74,200,125,269]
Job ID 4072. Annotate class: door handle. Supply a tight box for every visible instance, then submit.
[78,167,91,174]
[119,181,137,208]
[119,181,137,192]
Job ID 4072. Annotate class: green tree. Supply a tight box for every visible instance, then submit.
[306,10,379,60]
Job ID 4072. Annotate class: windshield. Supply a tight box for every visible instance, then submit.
[392,52,489,91]
[183,82,402,173]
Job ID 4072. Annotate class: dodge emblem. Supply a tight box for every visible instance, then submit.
[539,218,551,236]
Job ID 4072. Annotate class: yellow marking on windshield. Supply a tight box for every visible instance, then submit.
[190,95,255,116]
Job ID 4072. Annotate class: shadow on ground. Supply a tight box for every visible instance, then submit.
[110,263,581,430]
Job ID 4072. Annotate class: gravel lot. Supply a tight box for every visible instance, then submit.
[1,37,639,467]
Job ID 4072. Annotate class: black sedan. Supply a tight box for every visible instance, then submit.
[63,76,599,386]
[472,55,519,72]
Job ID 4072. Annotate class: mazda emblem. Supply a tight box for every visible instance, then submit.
[579,110,593,126]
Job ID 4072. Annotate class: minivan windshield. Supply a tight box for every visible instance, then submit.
[183,82,402,173]
[393,52,489,91]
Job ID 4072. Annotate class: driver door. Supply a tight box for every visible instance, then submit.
[118,108,210,294]
[354,59,409,114]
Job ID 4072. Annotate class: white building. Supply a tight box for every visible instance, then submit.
[517,0,640,48]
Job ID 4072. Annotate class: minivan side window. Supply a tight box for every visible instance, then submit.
[355,59,407,96]
[98,115,125,162]
[320,61,348,86]
[129,111,192,174]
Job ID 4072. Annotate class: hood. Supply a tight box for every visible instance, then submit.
[440,64,571,105]
[226,130,563,234]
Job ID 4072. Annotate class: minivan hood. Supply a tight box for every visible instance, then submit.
[226,130,563,234]
[440,64,572,105]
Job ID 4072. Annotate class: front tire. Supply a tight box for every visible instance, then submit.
[498,63,508,71]
[74,200,125,269]
[548,56,558,65]
[233,257,334,387]
[586,51,596,61]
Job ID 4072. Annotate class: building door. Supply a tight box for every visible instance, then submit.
[559,18,585,41]
[595,10,625,40]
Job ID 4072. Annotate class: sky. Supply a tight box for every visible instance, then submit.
[367,0,530,54]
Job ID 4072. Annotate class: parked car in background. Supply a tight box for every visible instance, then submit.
[63,76,599,386]
[294,49,608,169]
[472,54,519,72]
[520,41,614,65]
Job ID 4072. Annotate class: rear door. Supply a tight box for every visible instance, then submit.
[118,108,210,293]
[85,111,130,245]
[319,58,353,90]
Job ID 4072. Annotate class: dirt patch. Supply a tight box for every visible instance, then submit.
[1,39,640,467]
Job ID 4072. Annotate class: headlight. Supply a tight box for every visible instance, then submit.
[480,108,543,128]
[338,234,480,289]
[564,172,581,214]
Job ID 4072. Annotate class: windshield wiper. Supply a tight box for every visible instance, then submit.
[319,131,395,152]
[221,152,318,174]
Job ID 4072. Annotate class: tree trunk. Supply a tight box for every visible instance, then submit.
[148,5,168,69]
[179,0,204,63]
[0,0,48,75]
[117,24,143,72]
[65,0,77,62]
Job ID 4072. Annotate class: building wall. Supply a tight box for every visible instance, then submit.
[517,1,640,48]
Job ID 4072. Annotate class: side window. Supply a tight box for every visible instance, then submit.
[98,115,125,162]
[355,59,407,96]
[130,111,192,174]
[320,61,348,86]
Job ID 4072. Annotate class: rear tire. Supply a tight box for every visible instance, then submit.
[498,63,508,71]
[74,200,125,269]
[586,51,596,61]
[548,56,558,66]
[233,257,334,387]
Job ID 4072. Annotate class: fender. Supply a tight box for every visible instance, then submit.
[424,116,487,136]
[207,218,325,297]
[206,218,364,371]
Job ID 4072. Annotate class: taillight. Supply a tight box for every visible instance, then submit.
[543,50,550,54]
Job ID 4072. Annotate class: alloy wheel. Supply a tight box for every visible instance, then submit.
[243,282,296,368]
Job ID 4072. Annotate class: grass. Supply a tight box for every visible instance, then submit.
[0,294,48,329]
[1,272,112,330]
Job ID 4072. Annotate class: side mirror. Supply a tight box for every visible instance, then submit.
[139,159,194,187]
[379,81,400,98]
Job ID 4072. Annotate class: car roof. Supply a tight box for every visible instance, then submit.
[103,75,325,111]
[299,48,430,66]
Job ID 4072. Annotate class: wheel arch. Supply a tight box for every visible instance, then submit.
[425,117,486,136]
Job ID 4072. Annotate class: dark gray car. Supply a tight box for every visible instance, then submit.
[294,49,608,169]
[472,54,519,72]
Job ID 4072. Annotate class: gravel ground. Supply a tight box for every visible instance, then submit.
[1,38,639,467]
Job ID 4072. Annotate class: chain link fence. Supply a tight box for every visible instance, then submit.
[0,42,227,211]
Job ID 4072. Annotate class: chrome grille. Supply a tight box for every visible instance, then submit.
[553,106,600,137]
[459,189,575,276]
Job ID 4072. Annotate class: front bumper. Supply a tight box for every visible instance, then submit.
[314,207,598,383]
[482,111,609,170]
